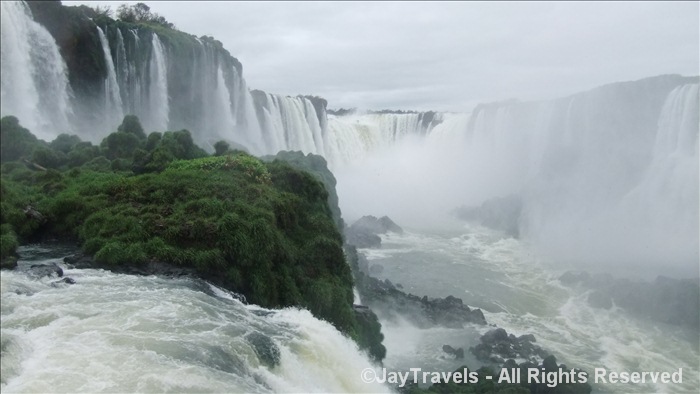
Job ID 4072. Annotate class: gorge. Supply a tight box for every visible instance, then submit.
[1,1,698,393]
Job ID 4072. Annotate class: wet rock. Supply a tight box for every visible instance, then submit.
[28,263,63,278]
[470,327,548,365]
[51,277,76,287]
[245,331,280,368]
[344,215,403,248]
[351,215,403,235]
[442,344,464,359]
[1,256,18,270]
[24,205,46,224]
[353,305,386,362]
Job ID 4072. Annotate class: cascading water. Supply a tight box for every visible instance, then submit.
[0,1,72,141]
[96,26,124,133]
[252,92,325,156]
[0,246,390,393]
[146,33,169,132]
[325,112,442,168]
[469,76,700,276]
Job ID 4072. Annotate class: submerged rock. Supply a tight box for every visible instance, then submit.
[28,263,63,278]
[442,344,465,359]
[245,331,281,368]
[51,277,76,287]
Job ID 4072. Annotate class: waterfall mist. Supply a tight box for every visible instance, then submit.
[336,76,699,278]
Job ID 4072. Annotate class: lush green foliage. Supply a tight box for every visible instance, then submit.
[0,116,379,355]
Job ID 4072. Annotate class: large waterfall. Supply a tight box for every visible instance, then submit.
[1,1,697,275]
[0,2,445,162]
[336,75,699,276]
[0,1,72,141]
[465,75,698,275]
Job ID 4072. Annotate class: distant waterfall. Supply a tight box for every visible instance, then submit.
[462,75,699,272]
[325,112,442,167]
[252,92,325,156]
[96,26,124,132]
[0,1,72,140]
[146,33,169,132]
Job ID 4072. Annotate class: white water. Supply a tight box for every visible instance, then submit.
[96,26,124,133]
[146,34,169,132]
[361,226,700,393]
[0,1,72,140]
[0,247,390,393]
[337,76,699,276]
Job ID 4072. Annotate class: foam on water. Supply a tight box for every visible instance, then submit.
[360,226,700,393]
[1,250,390,393]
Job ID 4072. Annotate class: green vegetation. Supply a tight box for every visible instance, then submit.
[0,115,384,361]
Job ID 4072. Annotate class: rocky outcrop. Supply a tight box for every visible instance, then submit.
[470,328,548,365]
[345,215,403,248]
[442,344,465,359]
[28,263,63,278]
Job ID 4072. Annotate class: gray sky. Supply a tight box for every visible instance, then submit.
[65,1,699,112]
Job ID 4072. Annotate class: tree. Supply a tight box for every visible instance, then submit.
[0,116,41,162]
[116,3,174,28]
[117,115,146,140]
[214,140,230,156]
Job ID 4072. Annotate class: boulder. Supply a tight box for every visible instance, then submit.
[28,263,63,278]
[245,331,280,368]
[442,344,465,359]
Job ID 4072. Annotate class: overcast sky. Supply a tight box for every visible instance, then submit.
[65,1,699,112]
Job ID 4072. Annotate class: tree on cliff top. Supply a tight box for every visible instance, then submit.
[116,3,174,29]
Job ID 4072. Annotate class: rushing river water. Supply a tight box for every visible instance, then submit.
[363,224,700,393]
[0,245,389,393]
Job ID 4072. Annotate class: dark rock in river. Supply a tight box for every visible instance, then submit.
[346,245,486,329]
[64,252,196,278]
[470,327,548,365]
[51,277,76,287]
[28,263,63,278]
[442,344,464,359]
[345,230,382,249]
[344,215,403,248]
[245,331,281,368]
[1,256,18,270]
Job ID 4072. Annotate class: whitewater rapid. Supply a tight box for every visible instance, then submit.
[0,245,390,393]
[360,226,700,393]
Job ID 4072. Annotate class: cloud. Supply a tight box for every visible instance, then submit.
[65,1,699,111]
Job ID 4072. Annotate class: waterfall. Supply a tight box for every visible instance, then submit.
[462,75,699,273]
[0,1,72,140]
[96,26,124,132]
[325,112,442,167]
[146,33,169,132]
